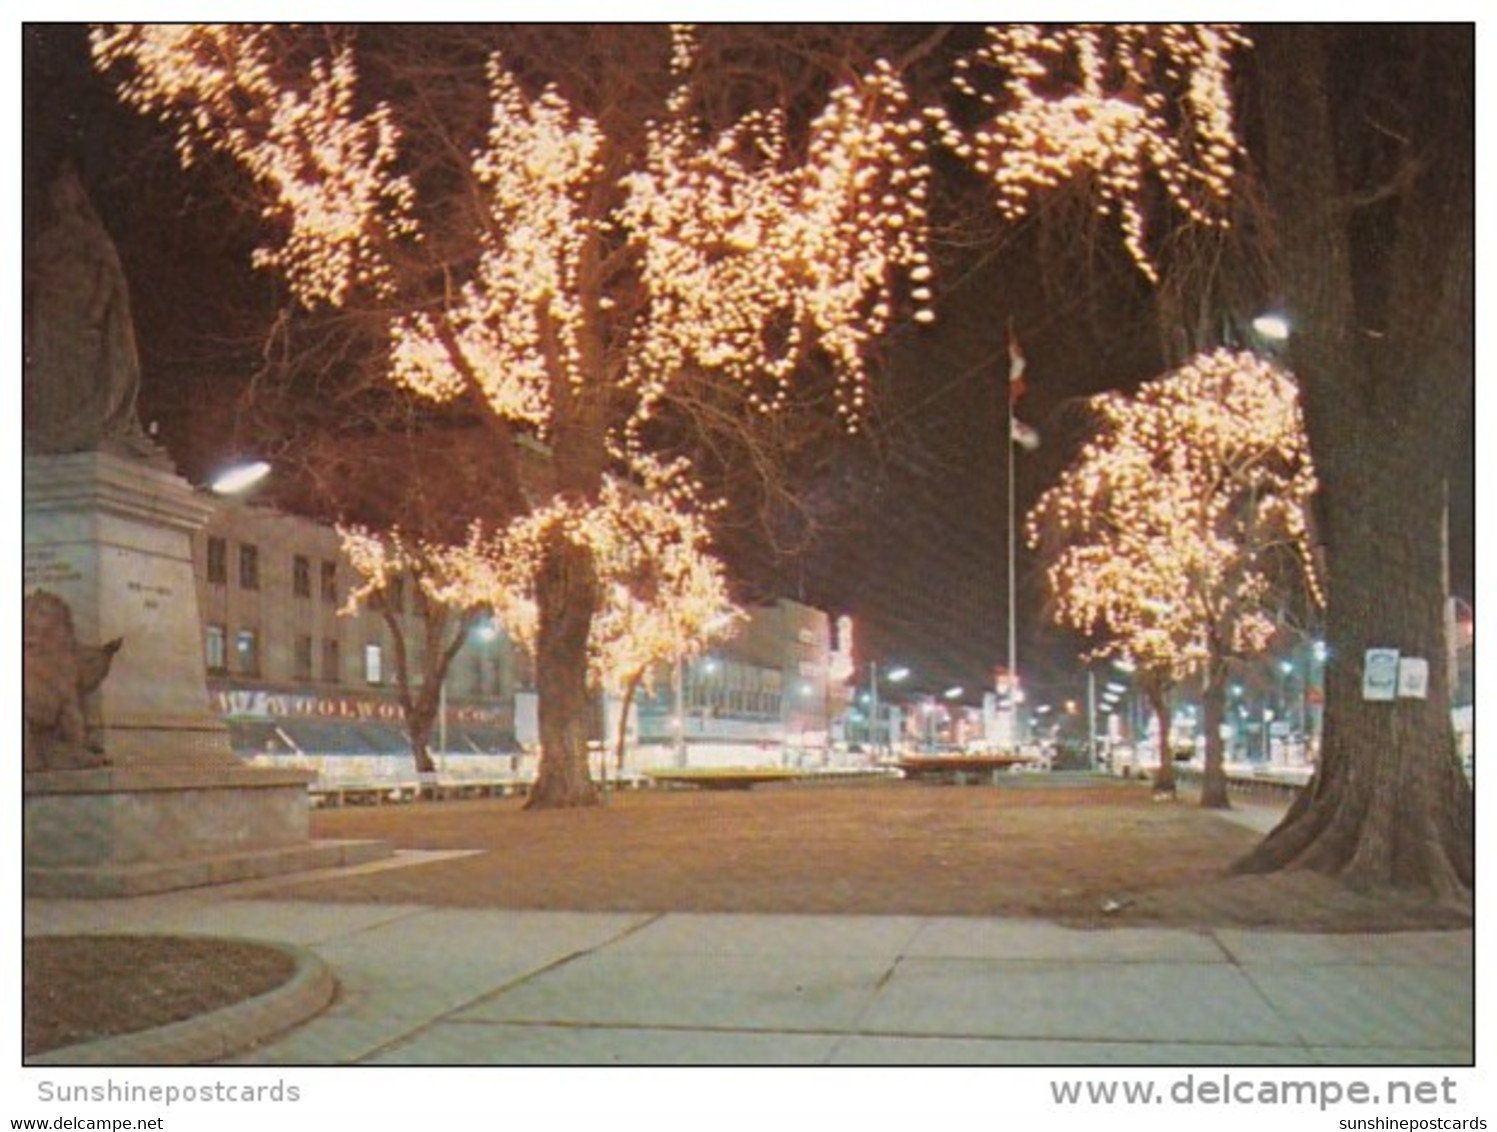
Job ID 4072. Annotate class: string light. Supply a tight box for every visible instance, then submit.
[91,25,417,306]
[937,24,1249,282]
[343,456,741,697]
[92,25,1261,704]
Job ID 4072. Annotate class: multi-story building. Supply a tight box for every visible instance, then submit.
[632,601,855,768]
[195,497,520,775]
[191,494,852,779]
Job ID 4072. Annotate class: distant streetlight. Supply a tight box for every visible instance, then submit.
[210,459,271,495]
[866,663,910,759]
[1252,311,1292,341]
[942,685,964,700]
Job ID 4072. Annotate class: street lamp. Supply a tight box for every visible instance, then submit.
[1088,663,1136,773]
[1252,311,1291,341]
[867,662,909,761]
[1309,639,1328,761]
[919,699,938,752]
[210,459,271,495]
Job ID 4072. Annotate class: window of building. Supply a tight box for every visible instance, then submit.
[364,643,384,686]
[293,555,311,599]
[206,537,227,585]
[205,623,227,672]
[293,634,314,681]
[322,638,341,684]
[235,628,259,675]
[239,543,260,590]
[321,561,338,604]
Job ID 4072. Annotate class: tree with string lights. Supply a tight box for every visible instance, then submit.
[90,23,1249,808]
[1027,349,1320,805]
[341,457,742,780]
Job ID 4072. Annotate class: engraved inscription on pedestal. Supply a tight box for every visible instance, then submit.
[24,546,85,591]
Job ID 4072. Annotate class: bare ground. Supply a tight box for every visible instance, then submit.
[263,777,1471,930]
[24,935,295,1057]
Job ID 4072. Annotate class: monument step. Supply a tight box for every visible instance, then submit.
[25,838,392,899]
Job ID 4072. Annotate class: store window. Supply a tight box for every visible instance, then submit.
[364,643,384,686]
[206,537,227,585]
[205,623,227,672]
[235,628,259,675]
[322,638,341,684]
[293,634,314,681]
[239,543,260,591]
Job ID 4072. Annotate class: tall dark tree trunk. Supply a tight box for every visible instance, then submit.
[1234,434,1473,893]
[525,531,601,810]
[1199,656,1230,809]
[1231,26,1473,901]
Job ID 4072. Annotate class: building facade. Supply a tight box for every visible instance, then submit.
[195,498,520,775]
[192,496,852,780]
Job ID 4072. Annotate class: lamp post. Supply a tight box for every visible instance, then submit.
[867,663,909,760]
[1310,639,1328,761]
[209,459,272,496]
[672,652,686,768]
[1278,657,1298,756]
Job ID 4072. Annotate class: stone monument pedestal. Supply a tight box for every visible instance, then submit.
[24,766,389,897]
[24,451,389,897]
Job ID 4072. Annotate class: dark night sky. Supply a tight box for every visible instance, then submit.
[22,24,1477,710]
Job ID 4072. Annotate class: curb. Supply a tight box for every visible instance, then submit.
[26,938,335,1066]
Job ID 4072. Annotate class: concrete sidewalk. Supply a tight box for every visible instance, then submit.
[25,855,1473,1066]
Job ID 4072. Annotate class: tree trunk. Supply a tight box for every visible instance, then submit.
[525,531,601,809]
[407,711,438,775]
[615,669,644,774]
[1232,441,1473,895]
[1199,657,1230,809]
[1231,27,1474,902]
[1146,682,1176,797]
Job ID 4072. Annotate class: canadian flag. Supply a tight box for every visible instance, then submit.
[1008,324,1028,406]
[1008,325,1040,450]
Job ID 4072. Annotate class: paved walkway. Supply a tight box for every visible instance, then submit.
[26,826,1473,1067]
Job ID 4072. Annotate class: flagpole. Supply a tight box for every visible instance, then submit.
[1007,353,1018,752]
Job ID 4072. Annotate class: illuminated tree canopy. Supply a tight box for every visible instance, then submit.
[1028,349,1319,801]
[91,23,1251,807]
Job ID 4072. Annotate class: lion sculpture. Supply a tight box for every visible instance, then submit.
[24,589,122,772]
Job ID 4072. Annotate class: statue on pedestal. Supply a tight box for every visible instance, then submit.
[24,163,162,462]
